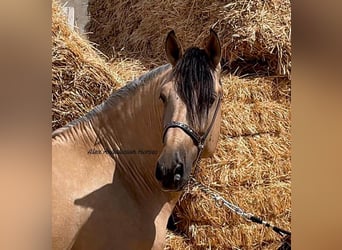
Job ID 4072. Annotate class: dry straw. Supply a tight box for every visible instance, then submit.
[52,0,124,130]
[52,0,291,248]
[86,0,291,77]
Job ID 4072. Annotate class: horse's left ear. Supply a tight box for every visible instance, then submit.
[204,29,221,68]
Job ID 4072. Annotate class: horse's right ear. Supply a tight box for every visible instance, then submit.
[204,29,221,68]
[165,30,183,66]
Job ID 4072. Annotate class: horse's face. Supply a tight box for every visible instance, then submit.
[155,30,222,191]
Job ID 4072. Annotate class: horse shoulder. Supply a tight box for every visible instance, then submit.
[52,130,116,249]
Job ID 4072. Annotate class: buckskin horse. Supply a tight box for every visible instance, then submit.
[52,29,222,249]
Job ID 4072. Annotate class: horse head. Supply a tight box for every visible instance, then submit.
[156,29,222,191]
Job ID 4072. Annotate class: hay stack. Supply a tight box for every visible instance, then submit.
[86,0,291,77]
[52,0,124,131]
[52,1,291,248]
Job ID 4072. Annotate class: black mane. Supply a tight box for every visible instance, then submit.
[173,47,215,126]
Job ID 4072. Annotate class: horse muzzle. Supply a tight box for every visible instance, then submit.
[155,153,189,191]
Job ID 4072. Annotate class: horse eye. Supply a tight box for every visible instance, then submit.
[159,93,167,103]
[209,95,216,106]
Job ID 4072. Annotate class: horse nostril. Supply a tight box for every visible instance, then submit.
[155,162,164,181]
[174,163,183,174]
[174,163,183,183]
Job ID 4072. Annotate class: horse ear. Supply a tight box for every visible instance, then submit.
[204,29,221,68]
[165,30,183,66]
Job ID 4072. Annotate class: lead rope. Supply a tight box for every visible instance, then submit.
[189,177,291,238]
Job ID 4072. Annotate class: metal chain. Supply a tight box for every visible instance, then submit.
[189,177,291,237]
[190,177,253,220]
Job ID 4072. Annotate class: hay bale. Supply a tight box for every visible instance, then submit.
[108,57,149,83]
[52,1,291,248]
[86,0,291,77]
[52,0,125,131]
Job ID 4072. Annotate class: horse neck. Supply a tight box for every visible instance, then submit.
[90,65,176,202]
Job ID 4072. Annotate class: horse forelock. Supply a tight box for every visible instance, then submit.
[172,47,216,127]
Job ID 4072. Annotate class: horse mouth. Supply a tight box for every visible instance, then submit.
[158,177,188,192]
[161,185,184,192]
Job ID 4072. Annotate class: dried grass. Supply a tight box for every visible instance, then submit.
[52,0,124,130]
[52,1,291,248]
[86,0,291,77]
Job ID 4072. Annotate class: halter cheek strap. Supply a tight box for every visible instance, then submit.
[162,94,222,160]
[162,121,204,149]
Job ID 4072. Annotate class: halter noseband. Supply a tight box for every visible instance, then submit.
[162,94,222,160]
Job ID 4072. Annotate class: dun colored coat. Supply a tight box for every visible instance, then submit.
[52,30,222,249]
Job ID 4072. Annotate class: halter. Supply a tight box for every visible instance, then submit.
[162,93,222,162]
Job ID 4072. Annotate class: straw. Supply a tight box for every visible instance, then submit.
[52,1,291,248]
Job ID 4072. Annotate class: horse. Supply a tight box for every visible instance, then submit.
[52,29,222,249]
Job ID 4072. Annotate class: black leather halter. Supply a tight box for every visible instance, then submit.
[162,93,222,160]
